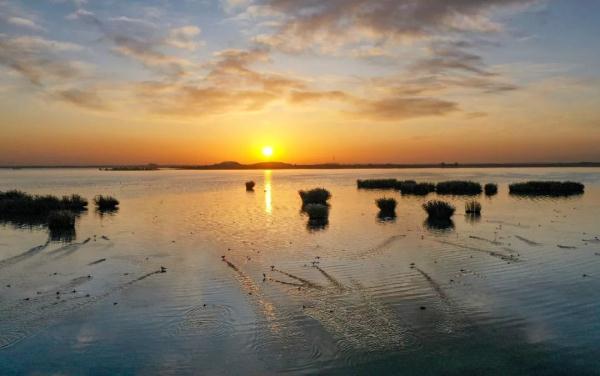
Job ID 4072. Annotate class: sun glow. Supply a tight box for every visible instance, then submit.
[262,146,274,158]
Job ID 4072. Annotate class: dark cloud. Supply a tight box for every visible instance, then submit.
[354,96,458,121]
[53,88,108,110]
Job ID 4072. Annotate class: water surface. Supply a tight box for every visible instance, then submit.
[1,168,599,375]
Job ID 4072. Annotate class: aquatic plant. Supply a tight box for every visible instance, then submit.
[94,195,119,210]
[484,183,498,196]
[376,197,397,216]
[0,190,87,217]
[245,181,256,191]
[357,179,398,189]
[435,181,482,195]
[465,200,482,215]
[299,188,331,205]
[61,194,88,210]
[47,210,76,231]
[508,181,584,196]
[422,200,455,220]
[398,181,435,195]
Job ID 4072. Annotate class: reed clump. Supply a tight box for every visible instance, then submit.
[465,200,481,215]
[245,181,255,191]
[0,190,87,217]
[435,181,482,195]
[398,181,435,195]
[299,188,331,205]
[357,179,398,189]
[508,181,584,196]
[484,183,498,196]
[376,197,397,216]
[94,195,119,210]
[423,200,455,220]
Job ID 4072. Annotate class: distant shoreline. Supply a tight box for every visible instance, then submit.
[1,161,600,170]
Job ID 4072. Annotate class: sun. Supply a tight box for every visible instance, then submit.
[262,146,273,158]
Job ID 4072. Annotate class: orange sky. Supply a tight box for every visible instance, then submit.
[1,0,600,165]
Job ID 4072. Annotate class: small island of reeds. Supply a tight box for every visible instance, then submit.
[423,200,455,220]
[435,181,482,195]
[94,195,120,210]
[509,181,584,196]
[484,183,498,196]
[299,188,331,205]
[376,197,397,217]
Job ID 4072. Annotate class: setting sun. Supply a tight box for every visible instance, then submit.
[262,146,274,158]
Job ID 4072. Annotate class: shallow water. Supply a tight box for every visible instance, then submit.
[1,168,599,375]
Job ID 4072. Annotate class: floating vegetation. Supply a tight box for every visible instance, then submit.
[245,181,255,191]
[508,181,584,196]
[356,179,398,189]
[299,188,331,205]
[94,195,119,211]
[423,200,455,220]
[465,200,482,215]
[398,181,435,195]
[376,197,397,217]
[484,183,498,196]
[436,181,482,195]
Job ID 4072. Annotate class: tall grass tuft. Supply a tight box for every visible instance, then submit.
[357,179,398,189]
[423,200,455,220]
[398,181,435,195]
[0,190,87,218]
[245,181,256,191]
[508,181,584,196]
[94,195,119,210]
[376,197,397,216]
[436,181,482,195]
[299,188,331,205]
[484,183,498,196]
[465,200,481,215]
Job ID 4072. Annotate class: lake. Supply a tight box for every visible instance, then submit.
[1,168,599,375]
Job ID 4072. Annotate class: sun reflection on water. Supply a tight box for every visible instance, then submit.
[264,170,272,214]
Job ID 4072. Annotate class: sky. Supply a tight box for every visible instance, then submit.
[1,0,599,165]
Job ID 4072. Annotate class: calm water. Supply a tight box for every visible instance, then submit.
[1,168,599,375]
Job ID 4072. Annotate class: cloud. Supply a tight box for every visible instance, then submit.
[248,0,538,53]
[7,16,44,31]
[165,26,203,51]
[67,9,201,77]
[53,88,109,110]
[354,96,458,121]
[0,34,86,86]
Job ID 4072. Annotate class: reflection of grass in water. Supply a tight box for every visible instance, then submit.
[424,218,455,232]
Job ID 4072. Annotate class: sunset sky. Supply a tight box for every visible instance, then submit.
[1,0,599,165]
